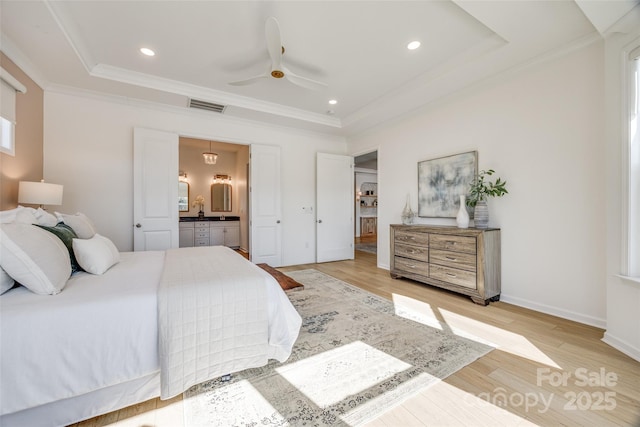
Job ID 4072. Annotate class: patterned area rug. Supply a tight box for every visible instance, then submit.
[184,269,493,426]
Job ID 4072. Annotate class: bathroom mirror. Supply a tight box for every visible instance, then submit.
[178,181,189,212]
[211,181,232,212]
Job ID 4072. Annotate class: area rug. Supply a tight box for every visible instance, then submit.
[354,242,377,254]
[184,269,493,426]
[257,263,305,291]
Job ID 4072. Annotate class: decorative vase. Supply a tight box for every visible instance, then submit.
[198,210,205,220]
[401,194,415,225]
[456,195,469,228]
[474,199,489,228]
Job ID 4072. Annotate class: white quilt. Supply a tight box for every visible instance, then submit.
[158,246,301,399]
[0,251,164,416]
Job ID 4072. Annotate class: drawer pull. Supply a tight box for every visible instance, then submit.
[446,256,457,261]
[446,273,457,277]
[447,241,456,245]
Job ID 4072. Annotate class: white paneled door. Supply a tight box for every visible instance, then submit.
[250,144,282,266]
[316,153,354,263]
[133,128,179,251]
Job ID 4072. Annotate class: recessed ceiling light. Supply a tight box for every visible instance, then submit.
[140,47,155,57]
[407,41,421,50]
[329,99,337,105]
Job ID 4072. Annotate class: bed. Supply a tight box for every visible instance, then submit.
[0,207,302,427]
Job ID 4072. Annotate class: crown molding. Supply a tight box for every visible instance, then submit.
[90,64,342,129]
[44,0,95,73]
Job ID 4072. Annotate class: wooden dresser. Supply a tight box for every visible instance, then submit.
[390,224,501,305]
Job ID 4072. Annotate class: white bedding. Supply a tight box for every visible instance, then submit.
[159,246,301,398]
[0,246,302,426]
[0,250,164,416]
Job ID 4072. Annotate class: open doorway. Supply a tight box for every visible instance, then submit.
[354,151,378,254]
[178,137,250,256]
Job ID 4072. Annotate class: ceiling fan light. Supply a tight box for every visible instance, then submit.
[203,152,218,165]
[407,41,421,50]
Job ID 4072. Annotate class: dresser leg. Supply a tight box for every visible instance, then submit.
[471,296,489,306]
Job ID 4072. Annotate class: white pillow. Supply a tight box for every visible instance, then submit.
[0,206,37,224]
[55,212,97,239]
[0,223,71,295]
[0,267,14,295]
[34,208,58,227]
[72,234,120,275]
[1,206,26,224]
[14,208,37,224]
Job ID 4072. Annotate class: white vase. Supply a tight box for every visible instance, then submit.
[456,195,469,228]
[474,199,489,228]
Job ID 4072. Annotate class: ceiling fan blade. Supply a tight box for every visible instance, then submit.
[228,74,269,86]
[265,17,283,70]
[283,67,327,91]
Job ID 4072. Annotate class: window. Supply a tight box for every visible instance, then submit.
[0,67,27,156]
[626,46,640,277]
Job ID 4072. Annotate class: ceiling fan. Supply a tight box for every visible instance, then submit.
[229,17,327,91]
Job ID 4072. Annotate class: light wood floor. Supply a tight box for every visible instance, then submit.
[73,250,640,427]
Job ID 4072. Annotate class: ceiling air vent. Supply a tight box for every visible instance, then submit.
[188,98,226,114]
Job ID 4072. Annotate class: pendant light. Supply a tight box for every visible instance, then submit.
[203,141,218,165]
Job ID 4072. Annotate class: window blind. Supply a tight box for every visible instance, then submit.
[0,67,27,124]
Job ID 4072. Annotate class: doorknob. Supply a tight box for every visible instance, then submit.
[276,220,281,224]
[318,219,322,223]
[135,223,142,228]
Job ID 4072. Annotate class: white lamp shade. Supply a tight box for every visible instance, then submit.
[18,181,64,206]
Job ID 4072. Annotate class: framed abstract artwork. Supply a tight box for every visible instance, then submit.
[418,151,477,218]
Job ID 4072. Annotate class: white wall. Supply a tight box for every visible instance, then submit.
[349,41,607,327]
[43,90,347,266]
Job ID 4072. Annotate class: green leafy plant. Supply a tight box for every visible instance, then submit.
[466,169,508,208]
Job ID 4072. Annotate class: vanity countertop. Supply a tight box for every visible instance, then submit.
[179,216,240,222]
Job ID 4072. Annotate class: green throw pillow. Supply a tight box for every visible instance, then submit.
[35,222,83,273]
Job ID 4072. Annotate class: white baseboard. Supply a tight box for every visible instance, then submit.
[602,332,640,362]
[372,266,607,330]
[500,294,606,329]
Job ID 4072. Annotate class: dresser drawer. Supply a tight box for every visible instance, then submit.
[195,231,210,238]
[394,257,428,277]
[395,230,429,246]
[430,249,476,272]
[195,226,209,233]
[430,234,476,254]
[195,221,210,228]
[429,264,476,289]
[395,243,428,262]
[194,238,209,246]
